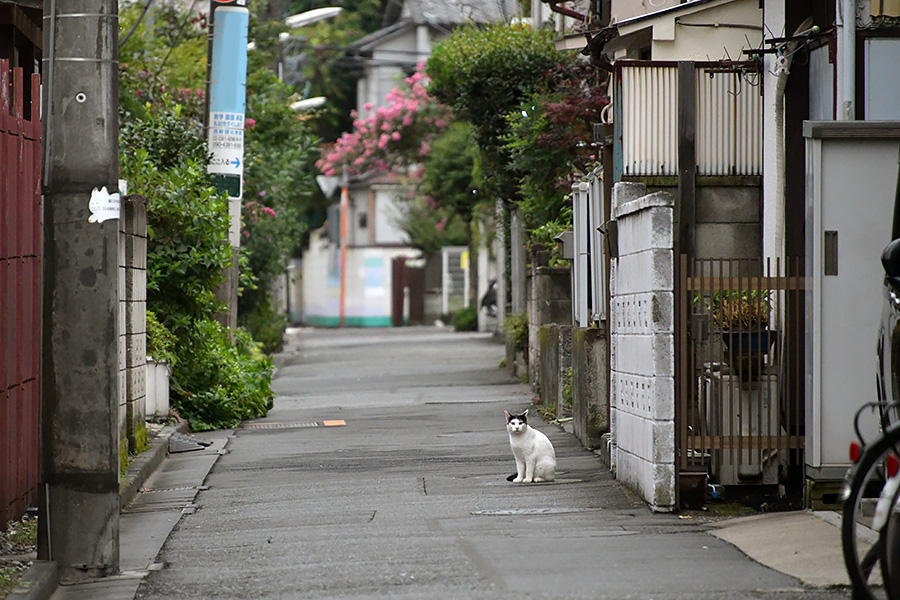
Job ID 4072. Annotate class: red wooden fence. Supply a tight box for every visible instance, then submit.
[1,59,42,525]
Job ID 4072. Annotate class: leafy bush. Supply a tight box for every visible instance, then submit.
[170,320,273,431]
[122,145,232,331]
[452,306,478,331]
[503,56,607,230]
[120,99,274,431]
[239,68,322,341]
[146,310,177,366]
[239,297,288,355]
[502,312,529,353]
[427,24,558,202]
[316,66,451,178]
[528,204,573,266]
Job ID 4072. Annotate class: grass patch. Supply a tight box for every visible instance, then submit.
[0,514,38,599]
[538,401,556,421]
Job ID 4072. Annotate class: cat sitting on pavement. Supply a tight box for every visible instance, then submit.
[505,409,556,483]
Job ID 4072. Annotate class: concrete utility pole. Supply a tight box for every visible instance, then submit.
[205,0,249,331]
[39,0,121,581]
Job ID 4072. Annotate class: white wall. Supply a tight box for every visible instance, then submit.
[609,182,676,512]
[358,28,419,113]
[301,229,420,326]
[611,0,681,24]
[373,185,409,245]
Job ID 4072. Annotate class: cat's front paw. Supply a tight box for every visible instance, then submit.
[512,476,524,483]
[522,477,533,483]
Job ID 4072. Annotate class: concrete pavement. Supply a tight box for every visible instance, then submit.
[18,326,854,599]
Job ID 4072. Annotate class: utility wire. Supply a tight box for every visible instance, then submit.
[119,0,155,48]
[152,0,202,79]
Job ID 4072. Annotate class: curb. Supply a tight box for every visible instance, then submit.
[9,424,186,600]
[120,423,187,508]
[7,561,58,600]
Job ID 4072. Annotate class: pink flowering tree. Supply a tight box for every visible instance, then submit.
[316,66,452,178]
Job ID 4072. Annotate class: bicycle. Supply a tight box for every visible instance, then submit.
[876,460,900,599]
[841,401,900,600]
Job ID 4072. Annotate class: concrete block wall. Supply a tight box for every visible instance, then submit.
[610,182,676,512]
[119,197,148,454]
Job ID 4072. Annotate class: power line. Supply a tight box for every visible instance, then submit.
[119,0,156,48]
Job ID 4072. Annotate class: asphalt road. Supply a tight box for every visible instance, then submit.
[135,327,849,600]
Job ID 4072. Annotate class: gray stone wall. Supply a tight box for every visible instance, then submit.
[696,185,761,259]
[538,325,560,412]
[528,260,571,405]
[571,325,608,449]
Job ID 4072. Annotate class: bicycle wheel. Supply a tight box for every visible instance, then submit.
[878,458,900,599]
[842,424,900,600]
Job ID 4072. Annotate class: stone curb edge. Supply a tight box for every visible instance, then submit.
[8,423,188,600]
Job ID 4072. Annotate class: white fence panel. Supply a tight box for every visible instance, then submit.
[619,63,762,178]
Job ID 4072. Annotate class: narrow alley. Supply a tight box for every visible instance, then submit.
[125,328,849,600]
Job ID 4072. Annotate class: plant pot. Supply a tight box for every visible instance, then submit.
[720,329,776,380]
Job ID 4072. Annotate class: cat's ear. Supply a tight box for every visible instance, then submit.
[504,411,511,421]
[523,408,529,417]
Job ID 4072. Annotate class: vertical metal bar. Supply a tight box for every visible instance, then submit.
[761,258,770,468]
[678,62,696,260]
[701,257,710,466]
[781,258,788,458]
[791,257,805,464]
[794,256,801,457]
[715,258,724,469]
[679,254,687,471]
[736,258,744,466]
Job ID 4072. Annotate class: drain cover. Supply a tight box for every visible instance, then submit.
[243,421,319,430]
[471,507,600,516]
[242,420,346,431]
[168,432,213,453]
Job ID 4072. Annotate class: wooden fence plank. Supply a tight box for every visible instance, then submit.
[0,59,42,524]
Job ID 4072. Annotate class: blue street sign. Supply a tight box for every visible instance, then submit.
[207,5,249,199]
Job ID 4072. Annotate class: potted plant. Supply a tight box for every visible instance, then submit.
[704,290,775,378]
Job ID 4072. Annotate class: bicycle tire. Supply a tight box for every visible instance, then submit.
[879,466,900,599]
[842,423,900,600]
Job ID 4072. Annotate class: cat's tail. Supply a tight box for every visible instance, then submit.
[506,473,517,482]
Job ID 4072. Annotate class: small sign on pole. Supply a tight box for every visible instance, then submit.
[207,3,249,202]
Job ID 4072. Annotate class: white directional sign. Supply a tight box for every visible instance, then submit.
[208,111,244,176]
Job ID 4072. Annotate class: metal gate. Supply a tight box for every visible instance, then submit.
[677,256,805,489]
[1,61,42,524]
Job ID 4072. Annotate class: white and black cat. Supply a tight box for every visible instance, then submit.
[505,409,556,483]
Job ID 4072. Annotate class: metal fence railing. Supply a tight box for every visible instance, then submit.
[678,256,805,486]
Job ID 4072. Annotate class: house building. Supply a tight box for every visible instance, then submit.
[302,0,519,328]
[527,0,900,510]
